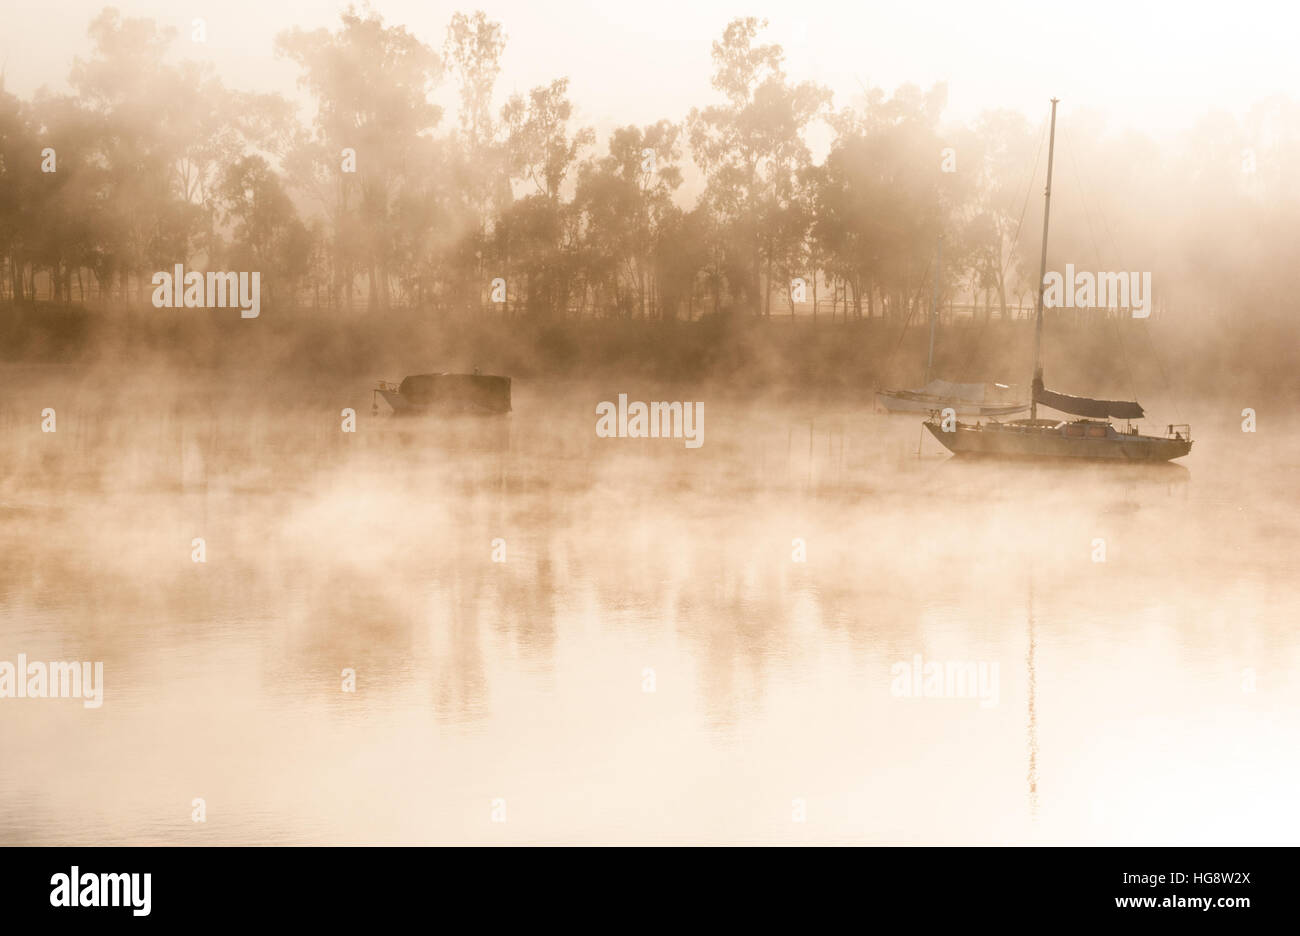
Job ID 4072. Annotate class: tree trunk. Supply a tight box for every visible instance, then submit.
[764,252,772,317]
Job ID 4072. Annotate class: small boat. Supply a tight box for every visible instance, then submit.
[875,236,1028,418]
[373,373,511,416]
[876,378,1028,417]
[925,98,1192,463]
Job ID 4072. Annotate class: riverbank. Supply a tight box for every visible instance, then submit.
[0,301,1283,406]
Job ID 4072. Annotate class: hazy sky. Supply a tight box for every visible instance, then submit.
[5,0,1298,137]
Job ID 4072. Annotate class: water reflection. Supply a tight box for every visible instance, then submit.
[1,375,1297,843]
[1026,577,1039,820]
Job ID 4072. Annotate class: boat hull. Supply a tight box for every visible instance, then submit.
[925,420,1192,462]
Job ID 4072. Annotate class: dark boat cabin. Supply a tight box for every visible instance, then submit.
[398,373,511,414]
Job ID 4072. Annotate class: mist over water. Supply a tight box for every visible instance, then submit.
[2,365,1294,844]
[2,0,1299,868]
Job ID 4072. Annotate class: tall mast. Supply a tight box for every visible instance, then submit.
[1030,98,1059,422]
[924,235,943,385]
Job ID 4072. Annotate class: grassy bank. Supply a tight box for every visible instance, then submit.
[0,301,1282,406]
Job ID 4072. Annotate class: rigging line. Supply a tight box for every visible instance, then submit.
[1137,315,1184,423]
[959,118,1048,384]
[1063,126,1183,423]
[1000,117,1049,285]
[1077,145,1185,426]
[1062,125,1140,406]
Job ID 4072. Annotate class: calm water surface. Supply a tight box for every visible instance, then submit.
[1,369,1296,843]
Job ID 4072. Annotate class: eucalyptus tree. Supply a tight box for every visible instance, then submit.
[497,78,593,318]
[813,83,950,321]
[216,155,311,308]
[66,9,213,302]
[0,80,31,300]
[574,121,683,318]
[962,110,1037,321]
[277,6,443,311]
[443,10,508,312]
[687,18,829,316]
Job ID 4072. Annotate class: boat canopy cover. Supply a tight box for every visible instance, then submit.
[1035,386,1144,420]
[399,373,512,413]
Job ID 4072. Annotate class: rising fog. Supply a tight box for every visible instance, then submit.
[2,3,1299,847]
[1,4,1297,402]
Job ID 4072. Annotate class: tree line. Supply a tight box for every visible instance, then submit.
[2,6,1297,326]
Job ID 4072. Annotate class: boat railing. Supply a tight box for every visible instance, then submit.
[1166,423,1191,441]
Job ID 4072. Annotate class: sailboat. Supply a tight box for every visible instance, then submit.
[924,99,1192,462]
[875,236,1029,417]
